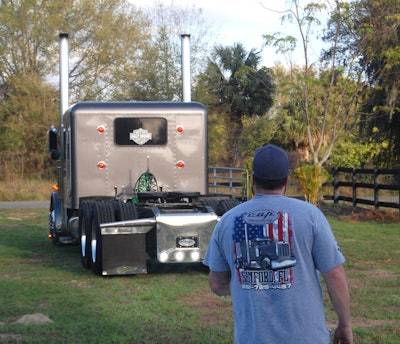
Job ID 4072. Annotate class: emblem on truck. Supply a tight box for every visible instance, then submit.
[129,128,152,145]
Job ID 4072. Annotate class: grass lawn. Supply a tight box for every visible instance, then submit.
[0,207,399,343]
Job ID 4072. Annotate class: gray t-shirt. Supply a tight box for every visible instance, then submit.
[204,194,345,344]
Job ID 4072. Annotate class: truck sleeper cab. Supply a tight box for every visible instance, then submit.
[48,102,237,275]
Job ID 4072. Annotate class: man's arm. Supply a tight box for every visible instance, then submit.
[208,270,231,296]
[322,265,353,344]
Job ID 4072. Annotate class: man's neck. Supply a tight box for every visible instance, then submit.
[255,188,285,196]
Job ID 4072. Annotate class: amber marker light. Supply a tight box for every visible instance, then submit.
[97,161,106,169]
[176,161,184,169]
[97,125,105,134]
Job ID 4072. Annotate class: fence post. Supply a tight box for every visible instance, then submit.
[333,167,339,204]
[373,169,379,210]
[245,169,250,200]
[331,167,399,211]
[397,170,400,215]
[352,168,357,207]
[229,169,233,195]
[211,167,217,193]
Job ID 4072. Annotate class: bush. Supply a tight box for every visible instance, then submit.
[0,177,52,201]
[293,164,329,205]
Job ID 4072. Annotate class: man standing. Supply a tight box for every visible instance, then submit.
[204,144,352,344]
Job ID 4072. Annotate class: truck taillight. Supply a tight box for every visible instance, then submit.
[97,161,106,169]
[176,161,184,169]
[97,125,105,134]
[158,249,201,263]
[174,251,185,262]
[159,251,169,263]
[190,250,201,262]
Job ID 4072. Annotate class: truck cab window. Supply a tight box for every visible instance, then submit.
[114,117,167,146]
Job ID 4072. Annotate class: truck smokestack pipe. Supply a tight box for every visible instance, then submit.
[181,34,191,102]
[58,33,69,230]
[59,33,69,119]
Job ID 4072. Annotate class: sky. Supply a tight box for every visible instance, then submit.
[130,0,322,67]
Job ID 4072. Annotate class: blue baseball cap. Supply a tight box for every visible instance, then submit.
[252,144,289,180]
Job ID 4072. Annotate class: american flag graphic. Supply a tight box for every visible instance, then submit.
[233,210,295,289]
[233,217,264,242]
[233,211,291,244]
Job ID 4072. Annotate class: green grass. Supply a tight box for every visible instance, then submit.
[0,208,233,344]
[0,209,399,343]
[324,218,400,343]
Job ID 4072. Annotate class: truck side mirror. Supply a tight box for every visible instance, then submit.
[48,126,60,160]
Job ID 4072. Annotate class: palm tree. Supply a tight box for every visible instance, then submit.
[196,43,275,164]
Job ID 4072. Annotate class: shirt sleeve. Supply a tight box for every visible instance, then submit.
[203,220,231,272]
[312,208,345,273]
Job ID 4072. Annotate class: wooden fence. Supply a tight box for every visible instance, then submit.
[331,167,400,210]
[207,166,400,211]
[208,166,250,200]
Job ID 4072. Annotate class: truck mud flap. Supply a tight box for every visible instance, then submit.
[100,218,156,275]
[101,233,147,275]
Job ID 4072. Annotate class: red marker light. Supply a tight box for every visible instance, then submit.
[176,126,184,134]
[97,161,106,169]
[97,125,105,134]
[176,161,184,169]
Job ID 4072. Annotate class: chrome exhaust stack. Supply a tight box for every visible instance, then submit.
[181,34,191,102]
[58,33,69,230]
[59,33,69,121]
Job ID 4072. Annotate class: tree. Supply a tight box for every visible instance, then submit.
[0,0,151,178]
[126,0,215,101]
[0,0,151,102]
[261,63,311,154]
[62,1,152,101]
[350,0,400,167]
[196,43,275,165]
[263,0,368,166]
[0,73,57,179]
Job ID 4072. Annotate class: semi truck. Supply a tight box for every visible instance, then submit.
[47,34,244,276]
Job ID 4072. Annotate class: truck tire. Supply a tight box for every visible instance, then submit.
[49,194,62,246]
[91,202,116,275]
[114,202,138,221]
[199,198,221,213]
[48,202,59,246]
[216,199,241,216]
[79,201,95,269]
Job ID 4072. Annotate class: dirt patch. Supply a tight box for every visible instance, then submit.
[183,289,399,333]
[0,333,24,341]
[1,313,53,326]
[12,313,53,325]
[326,317,400,331]
[318,203,400,223]
[350,266,399,279]
[0,313,53,342]
[355,318,400,330]
[180,289,233,326]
